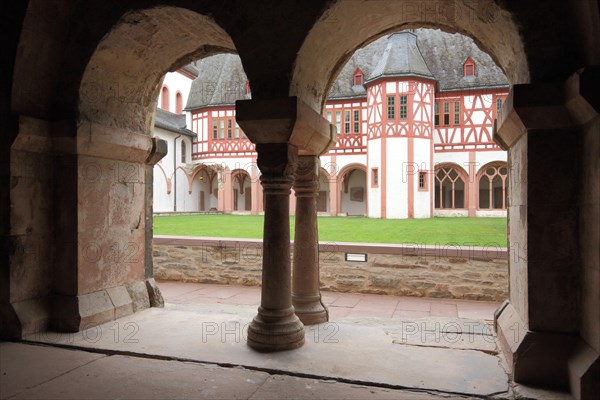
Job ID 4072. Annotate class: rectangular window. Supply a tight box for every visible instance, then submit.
[326,111,332,122]
[418,171,428,191]
[443,102,450,125]
[335,111,342,133]
[496,98,503,111]
[453,101,460,125]
[434,103,439,126]
[212,120,218,140]
[219,119,225,139]
[234,122,240,139]
[344,110,351,134]
[227,119,232,139]
[399,95,407,119]
[353,109,360,133]
[387,96,395,120]
[371,168,379,187]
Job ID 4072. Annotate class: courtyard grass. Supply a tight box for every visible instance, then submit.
[154,214,507,247]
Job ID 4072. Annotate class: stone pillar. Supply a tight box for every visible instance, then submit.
[236,96,336,351]
[329,175,339,216]
[144,138,167,307]
[223,167,233,214]
[246,143,305,351]
[494,68,599,396]
[292,156,328,325]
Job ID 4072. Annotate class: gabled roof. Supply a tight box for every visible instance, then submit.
[154,108,195,137]
[185,54,250,110]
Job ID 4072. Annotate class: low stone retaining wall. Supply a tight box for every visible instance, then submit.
[153,236,508,302]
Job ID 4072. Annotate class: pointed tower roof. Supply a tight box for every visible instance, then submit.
[366,31,434,83]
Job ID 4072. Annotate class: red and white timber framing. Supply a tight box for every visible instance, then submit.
[184,85,508,218]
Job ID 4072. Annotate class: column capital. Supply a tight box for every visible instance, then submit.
[256,143,298,193]
[494,70,599,150]
[236,97,337,155]
[294,155,320,197]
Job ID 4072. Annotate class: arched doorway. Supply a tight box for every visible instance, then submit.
[231,169,252,212]
[338,165,367,216]
[191,166,219,212]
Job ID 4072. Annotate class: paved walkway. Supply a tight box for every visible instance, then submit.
[159,281,500,321]
[2,282,572,400]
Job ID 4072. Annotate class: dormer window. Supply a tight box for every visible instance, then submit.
[353,68,363,86]
[464,57,475,77]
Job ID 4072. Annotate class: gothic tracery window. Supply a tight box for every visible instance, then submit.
[435,165,466,209]
[478,163,508,209]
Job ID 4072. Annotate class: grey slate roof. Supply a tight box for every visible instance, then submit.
[185,54,250,110]
[186,29,509,109]
[367,32,434,82]
[154,108,195,137]
[329,28,508,99]
[415,29,509,91]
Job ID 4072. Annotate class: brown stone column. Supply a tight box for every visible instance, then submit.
[246,143,305,351]
[494,69,600,397]
[292,155,328,325]
[144,137,167,307]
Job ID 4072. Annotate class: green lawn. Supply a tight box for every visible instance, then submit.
[154,215,507,247]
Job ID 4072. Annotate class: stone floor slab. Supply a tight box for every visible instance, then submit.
[10,354,269,400]
[25,304,509,397]
[250,375,474,400]
[0,342,105,399]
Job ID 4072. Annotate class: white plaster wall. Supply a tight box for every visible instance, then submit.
[385,137,408,219]
[475,151,508,171]
[153,128,176,212]
[329,154,367,177]
[367,139,381,218]
[153,163,172,212]
[158,71,194,113]
[413,137,433,218]
[434,151,470,171]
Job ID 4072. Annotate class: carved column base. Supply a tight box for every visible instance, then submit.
[247,306,305,352]
[292,293,328,325]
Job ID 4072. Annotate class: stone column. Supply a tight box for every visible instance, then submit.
[144,137,168,307]
[292,155,328,325]
[246,143,305,351]
[494,68,599,396]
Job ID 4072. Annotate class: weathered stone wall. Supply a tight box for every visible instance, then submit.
[154,236,508,301]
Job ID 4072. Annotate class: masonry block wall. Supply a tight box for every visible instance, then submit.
[153,237,508,302]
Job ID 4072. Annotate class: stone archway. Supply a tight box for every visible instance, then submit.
[8,5,237,336]
[337,164,367,216]
[230,169,252,212]
[290,0,529,112]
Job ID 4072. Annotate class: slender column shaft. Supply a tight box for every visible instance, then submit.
[292,156,328,324]
[247,143,305,351]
